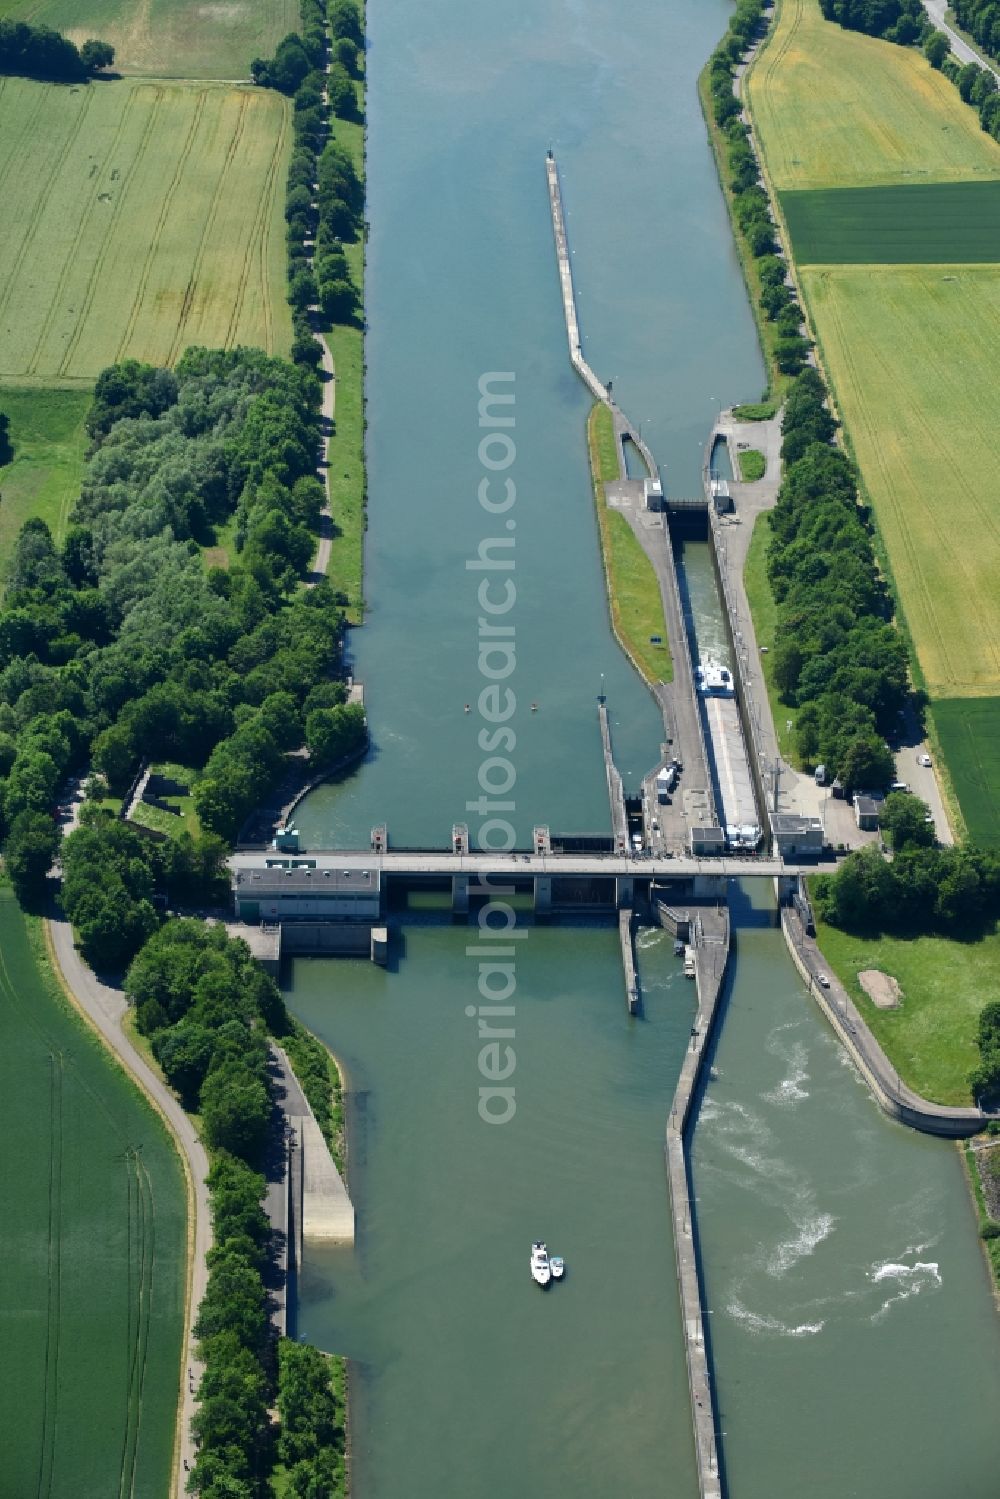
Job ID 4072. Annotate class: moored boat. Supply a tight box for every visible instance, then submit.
[550,1255,565,1280]
[530,1240,551,1287]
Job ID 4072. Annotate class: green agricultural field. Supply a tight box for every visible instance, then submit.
[811,906,1000,1105]
[0,892,186,1496]
[0,76,292,386]
[0,387,90,573]
[747,0,1000,190]
[0,0,299,79]
[933,697,1000,846]
[781,180,1000,264]
[798,264,1000,701]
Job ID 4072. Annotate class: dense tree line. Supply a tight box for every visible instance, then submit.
[814,842,1000,939]
[0,347,358,891]
[705,1,812,378]
[277,1341,346,1495]
[128,923,280,1492]
[0,20,114,81]
[765,369,905,792]
[124,919,347,1494]
[970,1002,1000,1105]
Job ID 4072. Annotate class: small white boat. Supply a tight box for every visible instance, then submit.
[549,1255,565,1280]
[530,1241,551,1287]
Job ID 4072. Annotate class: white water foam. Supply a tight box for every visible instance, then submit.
[868,1258,942,1321]
[727,1298,824,1338]
[767,1212,836,1279]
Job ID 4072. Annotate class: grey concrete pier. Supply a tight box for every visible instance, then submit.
[664,903,730,1499]
[598,699,629,852]
[545,153,659,482]
[619,907,640,1014]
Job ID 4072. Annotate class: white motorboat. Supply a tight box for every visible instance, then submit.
[694,658,735,696]
[549,1255,565,1280]
[530,1241,551,1287]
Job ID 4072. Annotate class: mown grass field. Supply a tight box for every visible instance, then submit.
[811,905,1000,1105]
[799,264,1000,699]
[0,387,90,572]
[933,697,1000,846]
[0,76,292,386]
[586,404,672,686]
[747,0,1000,190]
[781,180,1000,264]
[0,0,299,79]
[0,891,186,1496]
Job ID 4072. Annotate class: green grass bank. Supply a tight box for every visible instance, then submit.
[586,403,672,687]
[0,387,91,576]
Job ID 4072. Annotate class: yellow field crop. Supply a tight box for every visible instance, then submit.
[747,0,1000,190]
[800,265,1000,698]
[0,77,292,386]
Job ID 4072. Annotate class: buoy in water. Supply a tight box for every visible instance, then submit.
[531,702,538,712]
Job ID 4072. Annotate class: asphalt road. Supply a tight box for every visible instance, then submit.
[46,915,211,1496]
[923,0,1000,74]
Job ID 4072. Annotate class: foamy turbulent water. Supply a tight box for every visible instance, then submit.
[691,904,1000,1498]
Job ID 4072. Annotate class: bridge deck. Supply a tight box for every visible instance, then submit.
[230,849,823,879]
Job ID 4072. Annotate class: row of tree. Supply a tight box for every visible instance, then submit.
[0,19,114,81]
[766,369,906,792]
[705,1,812,378]
[822,0,1000,141]
[813,841,1000,941]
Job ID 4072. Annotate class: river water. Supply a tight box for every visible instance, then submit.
[290,0,1000,1493]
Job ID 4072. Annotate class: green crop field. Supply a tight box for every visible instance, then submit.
[0,387,91,573]
[747,0,1000,191]
[933,697,1000,845]
[781,180,1000,264]
[0,0,299,79]
[0,892,186,1496]
[799,264,1000,700]
[0,76,292,386]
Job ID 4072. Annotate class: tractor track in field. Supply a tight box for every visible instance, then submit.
[119,1147,156,1499]
[36,1053,64,1499]
[113,86,209,366]
[0,84,97,353]
[167,90,250,365]
[224,97,288,353]
[0,84,50,208]
[26,84,145,380]
[56,87,166,380]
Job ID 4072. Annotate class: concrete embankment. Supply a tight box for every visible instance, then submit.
[663,904,730,1499]
[780,906,989,1138]
[273,1046,355,1242]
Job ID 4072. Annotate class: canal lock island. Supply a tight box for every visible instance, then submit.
[2,0,1000,1495]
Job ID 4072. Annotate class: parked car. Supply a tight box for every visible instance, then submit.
[918,753,932,768]
[816,973,831,989]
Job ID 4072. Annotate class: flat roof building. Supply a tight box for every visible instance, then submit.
[770,813,824,860]
[234,864,382,923]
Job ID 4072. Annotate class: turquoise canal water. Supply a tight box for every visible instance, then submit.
[289,0,1000,1493]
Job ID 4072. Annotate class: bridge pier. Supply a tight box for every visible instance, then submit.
[533,875,552,916]
[452,874,469,917]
